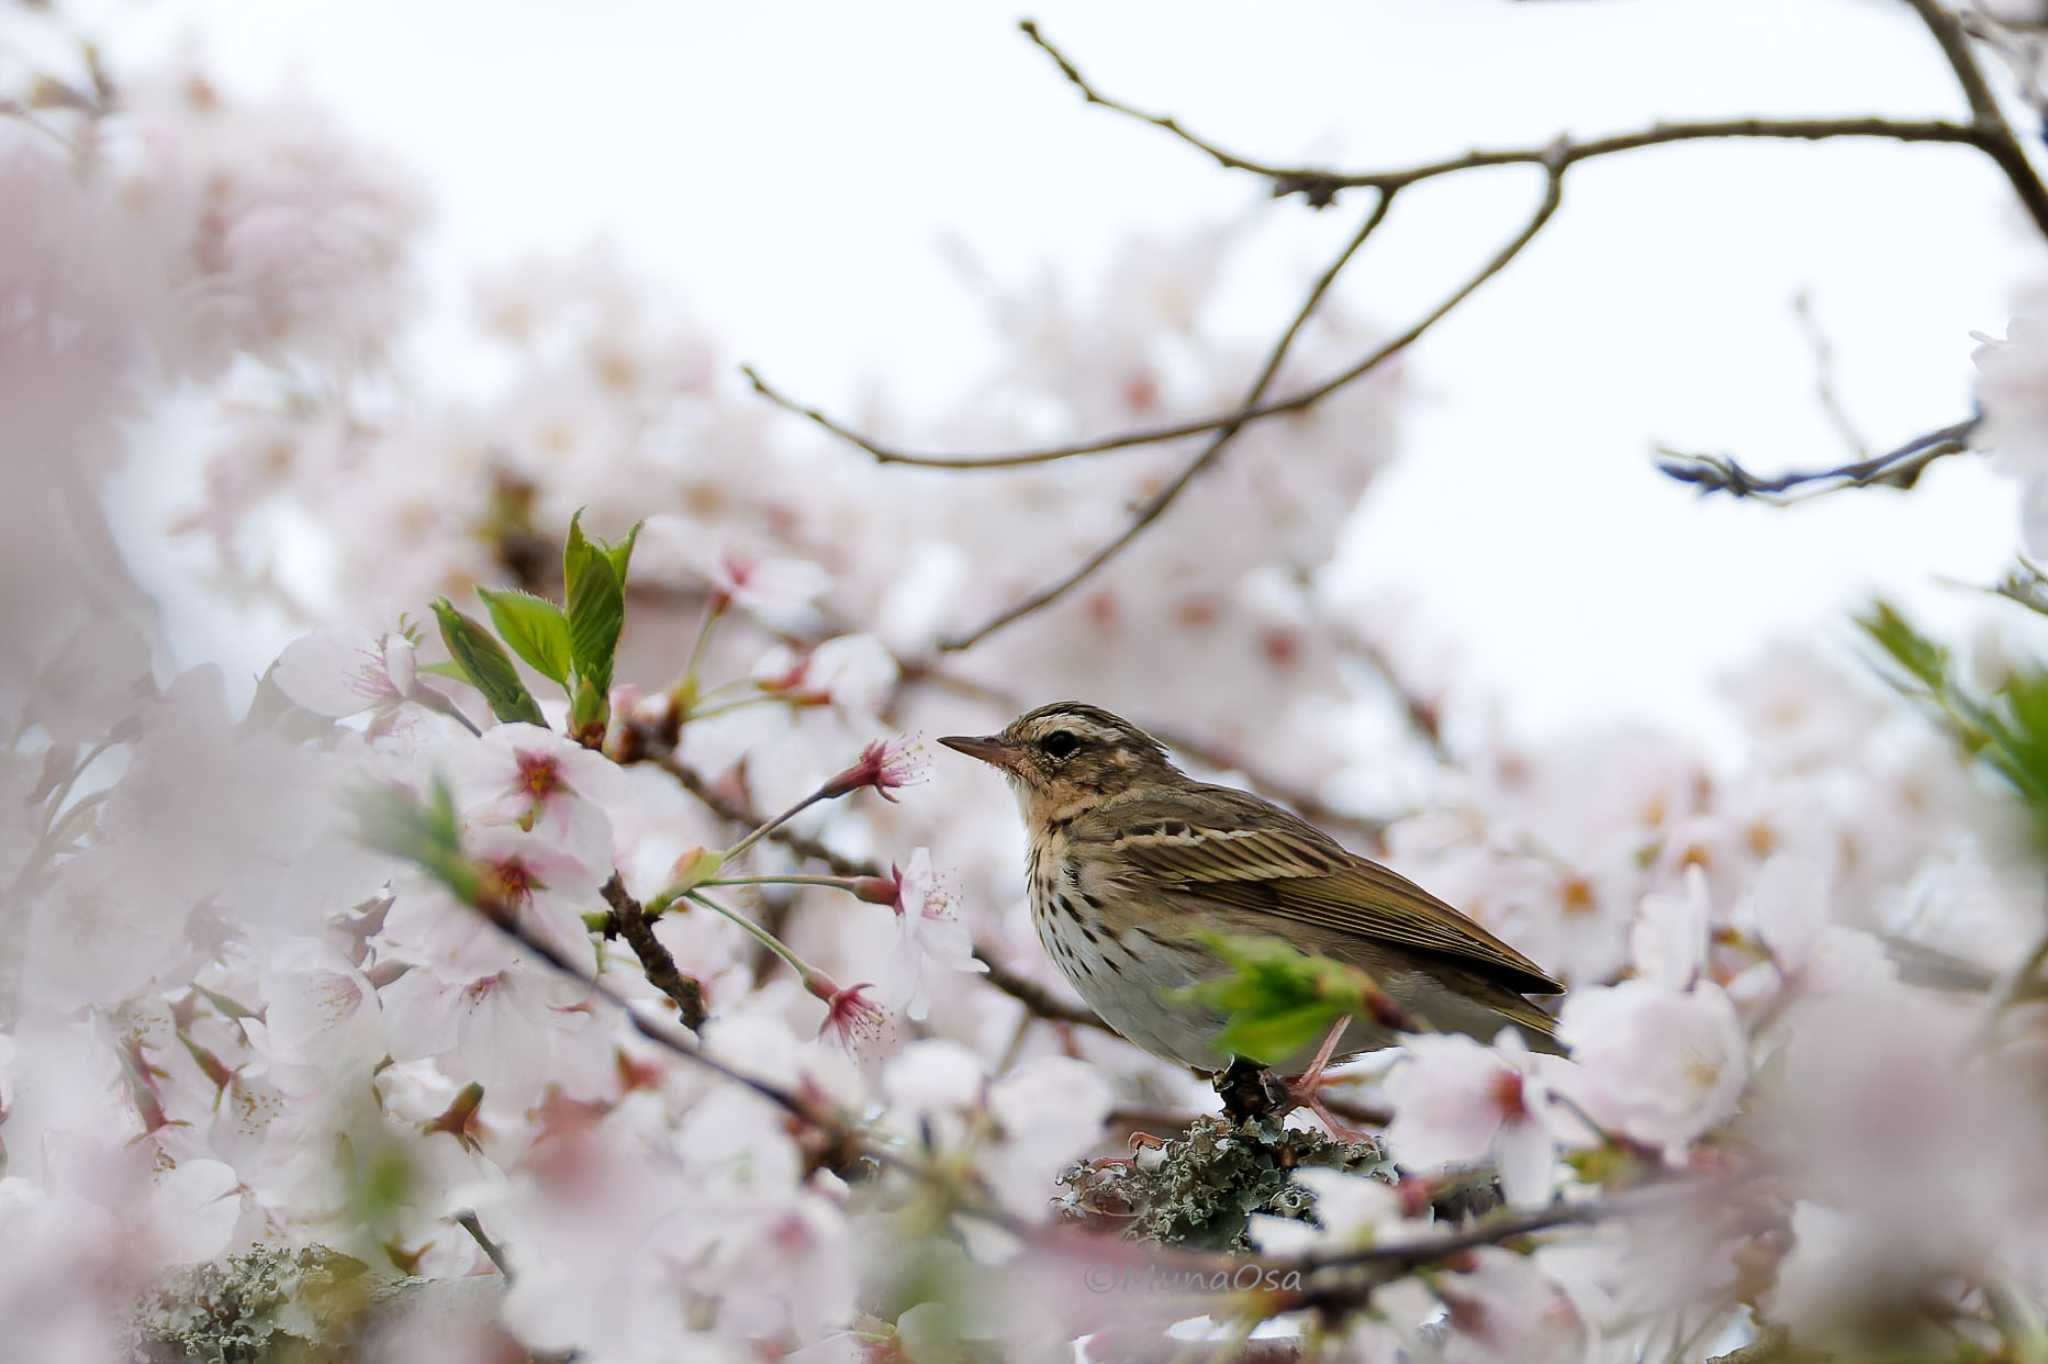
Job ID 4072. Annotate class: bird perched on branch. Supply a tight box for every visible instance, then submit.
[941,702,1563,1123]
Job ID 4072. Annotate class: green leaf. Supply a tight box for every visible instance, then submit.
[1214,1003,1349,1067]
[416,659,477,689]
[1855,600,1948,693]
[565,551,625,696]
[349,778,481,904]
[562,509,595,608]
[477,587,572,687]
[1856,597,2048,835]
[431,598,546,726]
[1172,934,1372,1067]
[601,519,643,590]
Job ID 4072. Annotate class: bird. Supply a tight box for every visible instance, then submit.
[939,701,1564,1122]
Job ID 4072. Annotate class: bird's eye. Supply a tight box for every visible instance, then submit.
[1040,730,1081,761]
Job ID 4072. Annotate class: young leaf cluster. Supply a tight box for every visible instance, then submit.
[1175,934,1380,1066]
[429,511,641,744]
[1858,599,2048,832]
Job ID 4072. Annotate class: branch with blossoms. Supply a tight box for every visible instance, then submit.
[616,743,1118,1033]
[745,1,2048,654]
[371,515,1009,1055]
[350,777,1025,1231]
[351,777,1694,1363]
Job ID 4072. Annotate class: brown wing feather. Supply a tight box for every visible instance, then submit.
[1082,785,1564,996]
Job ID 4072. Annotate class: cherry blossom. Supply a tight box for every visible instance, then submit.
[8,13,2048,1361]
[272,629,466,734]
[445,723,625,871]
[1382,1031,1559,1206]
[1974,286,2048,550]
[818,735,930,802]
[867,848,987,1020]
[804,974,891,1056]
[1434,1248,1591,1364]
[1554,979,1748,1159]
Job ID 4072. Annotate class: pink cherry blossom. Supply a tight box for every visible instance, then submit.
[803,973,891,1056]
[868,848,987,1021]
[446,723,625,871]
[1554,979,1747,1160]
[1435,1247,1592,1364]
[1383,1031,1559,1207]
[818,736,929,802]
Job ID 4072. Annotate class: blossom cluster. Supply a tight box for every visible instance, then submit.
[6,9,2048,1364]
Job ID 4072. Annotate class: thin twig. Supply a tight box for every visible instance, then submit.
[1791,290,1871,462]
[746,112,1993,474]
[745,21,2028,488]
[938,171,1561,653]
[657,755,873,877]
[649,754,1123,1034]
[1019,19,1310,189]
[1655,416,1978,502]
[454,1210,515,1280]
[1022,13,2048,231]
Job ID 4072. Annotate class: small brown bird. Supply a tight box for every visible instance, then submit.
[940,702,1564,1097]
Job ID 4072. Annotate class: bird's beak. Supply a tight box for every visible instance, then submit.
[938,734,1018,770]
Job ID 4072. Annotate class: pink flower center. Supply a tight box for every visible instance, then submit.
[487,857,540,905]
[1489,1068,1527,1120]
[517,751,561,800]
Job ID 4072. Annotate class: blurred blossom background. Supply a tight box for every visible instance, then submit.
[10,0,2048,1361]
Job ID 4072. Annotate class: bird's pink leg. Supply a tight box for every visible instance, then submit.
[1282,1017,1367,1140]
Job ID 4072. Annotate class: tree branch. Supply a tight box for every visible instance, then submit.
[1655,416,1977,501]
[743,117,1998,475]
[744,16,2036,508]
[1021,12,2047,229]
[937,171,1559,653]
[600,871,708,1029]
[1903,0,2048,240]
[1018,19,1316,190]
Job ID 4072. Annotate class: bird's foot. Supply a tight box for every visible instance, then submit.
[1280,1017,1370,1142]
[1127,1130,1169,1154]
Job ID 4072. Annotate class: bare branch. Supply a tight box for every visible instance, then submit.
[1017,18,1320,193]
[453,1210,515,1281]
[1791,290,1872,462]
[741,13,2042,524]
[745,127,1997,477]
[1022,18,1999,194]
[1909,0,2009,120]
[1903,0,2048,240]
[600,871,707,1029]
[741,365,1242,470]
[937,171,1561,654]
[1656,416,1977,501]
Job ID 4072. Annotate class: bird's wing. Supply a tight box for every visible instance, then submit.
[1086,786,1564,996]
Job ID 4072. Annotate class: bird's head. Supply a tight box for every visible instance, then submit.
[939,702,1180,815]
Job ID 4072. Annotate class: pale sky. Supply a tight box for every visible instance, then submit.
[88,0,2048,739]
